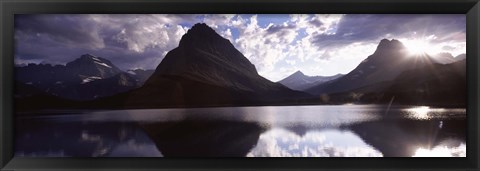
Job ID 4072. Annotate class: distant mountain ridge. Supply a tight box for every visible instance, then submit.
[278,71,343,91]
[15,54,154,100]
[431,52,466,64]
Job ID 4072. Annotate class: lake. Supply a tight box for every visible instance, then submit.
[14,105,466,157]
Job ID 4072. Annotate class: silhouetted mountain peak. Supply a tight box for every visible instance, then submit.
[374,39,406,54]
[306,39,418,94]
[141,22,310,103]
[190,23,214,32]
[378,38,402,45]
[151,23,263,89]
[179,23,227,48]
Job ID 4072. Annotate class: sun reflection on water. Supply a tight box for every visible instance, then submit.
[412,144,466,157]
[405,106,431,120]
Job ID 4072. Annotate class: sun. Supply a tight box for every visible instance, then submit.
[403,39,432,55]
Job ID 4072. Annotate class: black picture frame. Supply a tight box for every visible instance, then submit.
[1,0,479,170]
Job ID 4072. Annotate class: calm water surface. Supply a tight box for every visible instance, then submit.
[15,105,466,157]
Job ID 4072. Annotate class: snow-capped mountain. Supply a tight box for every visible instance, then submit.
[66,54,123,79]
[278,71,343,91]
[16,54,122,86]
[15,54,145,100]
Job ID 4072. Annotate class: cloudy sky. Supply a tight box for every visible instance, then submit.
[14,14,466,81]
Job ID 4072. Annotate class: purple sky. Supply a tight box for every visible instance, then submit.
[14,14,466,81]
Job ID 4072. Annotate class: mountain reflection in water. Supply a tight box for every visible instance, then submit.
[15,105,466,157]
[15,121,162,157]
[141,121,265,157]
[348,119,465,157]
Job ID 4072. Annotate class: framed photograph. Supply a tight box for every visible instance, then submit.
[1,0,479,170]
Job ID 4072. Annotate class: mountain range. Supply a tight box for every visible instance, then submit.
[15,54,154,100]
[14,23,467,110]
[278,71,343,91]
[96,23,310,108]
[431,52,466,64]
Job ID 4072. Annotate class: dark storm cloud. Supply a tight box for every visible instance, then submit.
[15,15,101,47]
[14,14,194,70]
[88,46,165,70]
[15,28,92,64]
[15,15,104,64]
[311,14,466,49]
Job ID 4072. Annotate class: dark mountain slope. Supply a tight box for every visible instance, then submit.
[381,59,466,106]
[307,39,422,95]
[324,59,466,107]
